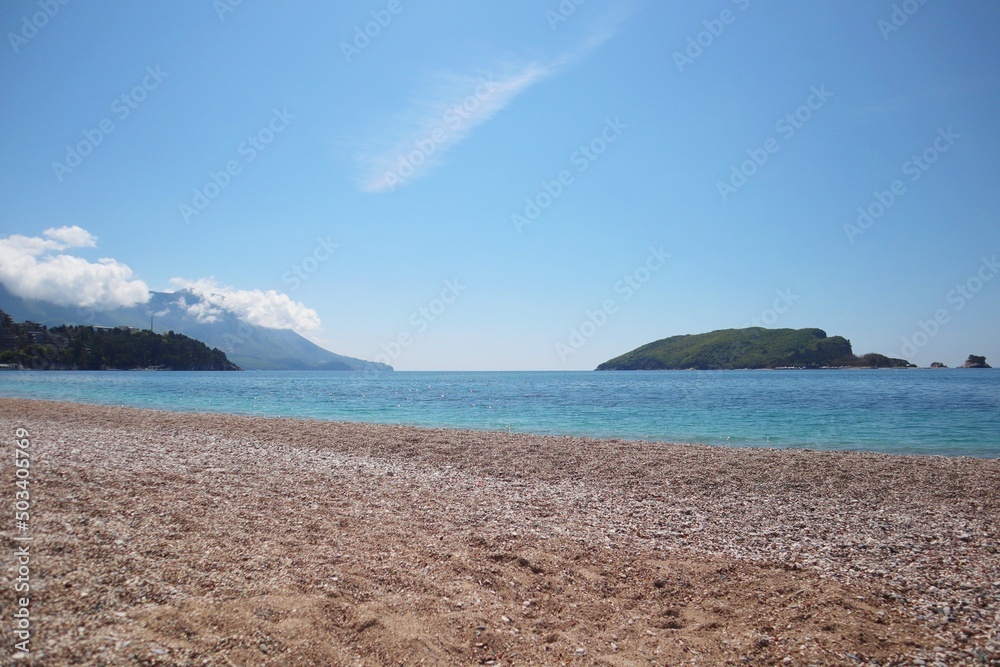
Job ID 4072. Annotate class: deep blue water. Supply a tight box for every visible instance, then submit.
[1,369,998,457]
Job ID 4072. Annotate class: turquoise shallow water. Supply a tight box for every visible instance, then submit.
[1,369,998,457]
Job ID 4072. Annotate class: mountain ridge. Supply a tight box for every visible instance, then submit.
[0,285,391,372]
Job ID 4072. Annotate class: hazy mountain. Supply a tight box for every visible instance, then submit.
[0,285,391,371]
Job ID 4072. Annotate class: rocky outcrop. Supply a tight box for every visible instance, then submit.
[960,355,991,369]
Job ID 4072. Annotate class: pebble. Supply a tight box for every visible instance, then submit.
[5,398,998,666]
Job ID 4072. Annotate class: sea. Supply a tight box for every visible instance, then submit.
[1,369,998,457]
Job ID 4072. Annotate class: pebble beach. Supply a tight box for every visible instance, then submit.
[1,398,998,665]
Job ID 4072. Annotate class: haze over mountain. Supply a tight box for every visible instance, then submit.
[0,284,391,372]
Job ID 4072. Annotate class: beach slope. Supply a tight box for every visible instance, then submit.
[0,399,997,665]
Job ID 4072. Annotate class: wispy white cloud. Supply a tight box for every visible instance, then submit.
[0,226,150,310]
[169,277,321,333]
[355,34,616,193]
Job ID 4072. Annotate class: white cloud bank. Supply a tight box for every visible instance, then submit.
[0,226,150,310]
[0,227,322,335]
[355,34,616,193]
[170,277,321,332]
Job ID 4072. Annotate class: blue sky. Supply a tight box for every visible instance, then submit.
[1,0,998,370]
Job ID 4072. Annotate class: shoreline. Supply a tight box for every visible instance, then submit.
[1,394,993,452]
[1,398,998,665]
[0,394,995,460]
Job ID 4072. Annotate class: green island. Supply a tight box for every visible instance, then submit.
[0,310,239,371]
[596,327,916,371]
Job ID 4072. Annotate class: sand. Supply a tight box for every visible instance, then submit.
[0,398,998,666]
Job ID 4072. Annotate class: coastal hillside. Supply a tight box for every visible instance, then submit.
[0,310,239,371]
[597,327,915,370]
[0,285,391,371]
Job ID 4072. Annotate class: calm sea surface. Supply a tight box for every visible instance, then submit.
[1,369,998,457]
